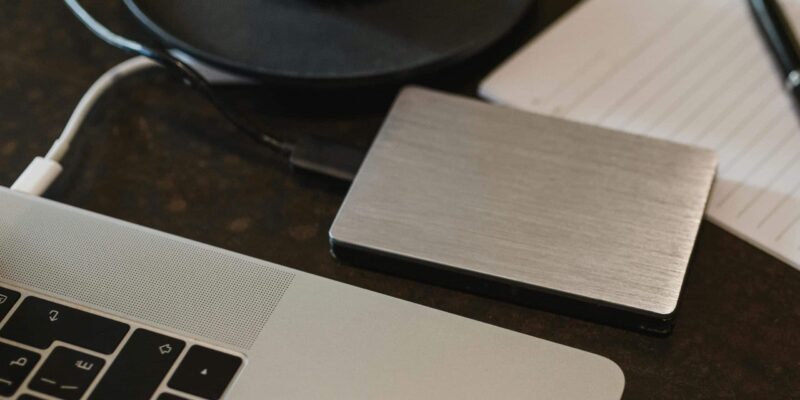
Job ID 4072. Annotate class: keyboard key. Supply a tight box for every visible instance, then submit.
[89,329,185,400]
[157,393,190,400]
[0,286,20,322]
[18,394,46,400]
[168,345,242,400]
[28,347,104,400]
[0,297,128,354]
[0,342,40,396]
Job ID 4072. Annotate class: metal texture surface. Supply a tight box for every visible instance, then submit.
[0,187,294,351]
[3,1,799,397]
[0,188,625,400]
[332,87,717,317]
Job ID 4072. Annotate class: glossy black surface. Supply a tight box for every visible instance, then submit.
[90,329,185,400]
[168,346,242,400]
[28,347,104,400]
[1,1,798,398]
[126,0,534,86]
[0,342,39,396]
[0,297,129,354]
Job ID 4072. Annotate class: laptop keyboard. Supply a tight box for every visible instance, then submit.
[0,285,243,400]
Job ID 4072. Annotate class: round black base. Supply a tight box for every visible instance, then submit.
[125,0,534,87]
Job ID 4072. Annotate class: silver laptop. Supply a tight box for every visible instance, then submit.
[0,187,624,399]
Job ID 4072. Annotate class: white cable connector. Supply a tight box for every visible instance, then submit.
[11,56,159,196]
[10,157,63,196]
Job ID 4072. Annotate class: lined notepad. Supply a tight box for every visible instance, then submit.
[480,0,800,270]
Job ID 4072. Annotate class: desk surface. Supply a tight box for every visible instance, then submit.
[1,1,797,398]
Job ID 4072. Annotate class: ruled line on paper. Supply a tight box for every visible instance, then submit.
[558,0,699,115]
[746,161,800,223]
[666,51,764,141]
[614,11,748,132]
[642,35,757,136]
[535,49,605,107]
[717,129,796,208]
[592,4,738,125]
[690,69,769,144]
[719,114,790,174]
[716,109,786,172]
[481,0,800,269]
[777,214,800,242]
[715,98,782,152]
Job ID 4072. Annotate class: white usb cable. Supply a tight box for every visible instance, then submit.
[11,56,159,196]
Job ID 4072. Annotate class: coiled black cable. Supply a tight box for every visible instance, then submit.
[63,0,295,156]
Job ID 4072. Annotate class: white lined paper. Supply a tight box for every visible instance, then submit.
[480,0,800,270]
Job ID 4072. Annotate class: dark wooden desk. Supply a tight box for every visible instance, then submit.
[1,1,797,398]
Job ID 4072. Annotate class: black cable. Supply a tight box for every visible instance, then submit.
[63,0,295,156]
[63,0,365,181]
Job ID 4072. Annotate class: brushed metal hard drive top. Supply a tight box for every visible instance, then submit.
[331,86,717,318]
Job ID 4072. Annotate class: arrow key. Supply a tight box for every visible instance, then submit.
[168,345,242,400]
[89,329,185,400]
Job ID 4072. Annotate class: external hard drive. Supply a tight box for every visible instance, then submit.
[330,87,717,334]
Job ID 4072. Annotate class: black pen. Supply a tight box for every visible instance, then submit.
[749,0,800,106]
